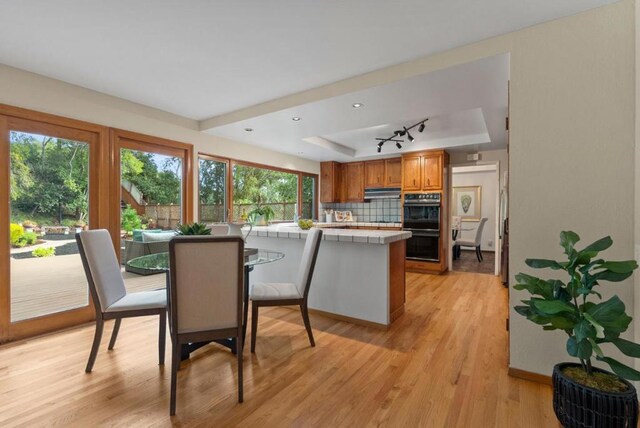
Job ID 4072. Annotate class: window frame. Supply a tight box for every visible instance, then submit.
[197,153,319,222]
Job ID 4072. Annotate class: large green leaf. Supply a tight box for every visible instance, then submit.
[531,299,576,315]
[525,259,564,270]
[582,312,605,338]
[597,260,638,274]
[574,319,595,343]
[560,231,580,255]
[611,338,640,358]
[596,356,640,381]
[514,273,555,299]
[580,236,613,254]
[567,336,593,360]
[586,296,632,333]
[595,270,633,283]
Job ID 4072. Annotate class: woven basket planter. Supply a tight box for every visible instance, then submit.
[553,363,638,428]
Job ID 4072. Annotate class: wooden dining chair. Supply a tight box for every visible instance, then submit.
[76,229,166,373]
[249,228,323,352]
[168,236,245,415]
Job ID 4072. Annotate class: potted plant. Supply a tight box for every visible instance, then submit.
[73,220,86,234]
[22,220,37,233]
[175,222,212,236]
[247,206,275,226]
[514,231,639,427]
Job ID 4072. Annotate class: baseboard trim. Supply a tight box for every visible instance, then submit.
[282,306,388,330]
[508,367,552,386]
[308,308,389,330]
[390,306,405,323]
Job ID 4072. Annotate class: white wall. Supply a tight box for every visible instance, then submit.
[452,165,499,252]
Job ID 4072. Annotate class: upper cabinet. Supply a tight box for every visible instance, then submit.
[422,153,443,190]
[365,160,385,188]
[401,150,447,192]
[320,161,341,203]
[384,158,402,188]
[345,162,364,202]
[402,155,422,191]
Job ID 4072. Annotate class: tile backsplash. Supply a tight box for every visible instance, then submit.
[322,199,401,223]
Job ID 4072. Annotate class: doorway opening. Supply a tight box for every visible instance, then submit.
[449,163,502,276]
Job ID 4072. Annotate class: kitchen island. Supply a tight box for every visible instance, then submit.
[245,225,411,328]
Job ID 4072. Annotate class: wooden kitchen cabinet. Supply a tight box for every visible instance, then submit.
[402,155,421,191]
[385,158,402,187]
[345,162,364,201]
[320,161,341,203]
[365,160,385,188]
[422,153,443,190]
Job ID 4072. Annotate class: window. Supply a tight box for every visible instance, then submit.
[301,175,316,220]
[232,164,298,221]
[199,157,228,223]
[197,155,318,224]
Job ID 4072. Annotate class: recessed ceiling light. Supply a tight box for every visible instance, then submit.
[244,127,253,132]
[352,103,364,108]
[292,117,301,121]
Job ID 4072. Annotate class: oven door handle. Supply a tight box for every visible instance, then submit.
[404,229,440,236]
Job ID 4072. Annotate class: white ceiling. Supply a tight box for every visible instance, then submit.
[208,54,510,161]
[0,0,615,121]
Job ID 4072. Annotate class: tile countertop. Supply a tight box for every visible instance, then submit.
[248,225,411,245]
[313,222,403,228]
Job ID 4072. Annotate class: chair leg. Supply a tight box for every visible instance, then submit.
[476,246,482,262]
[479,246,483,261]
[301,304,315,347]
[251,302,259,353]
[237,330,244,403]
[86,317,104,373]
[242,295,249,350]
[170,341,180,416]
[108,318,121,350]
[159,311,166,365]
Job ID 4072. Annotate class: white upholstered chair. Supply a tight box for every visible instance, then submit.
[76,229,166,373]
[453,217,489,262]
[168,236,245,415]
[249,228,323,352]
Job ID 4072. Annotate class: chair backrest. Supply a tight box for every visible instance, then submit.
[451,216,462,230]
[169,236,244,335]
[473,218,489,246]
[76,229,127,313]
[295,228,323,298]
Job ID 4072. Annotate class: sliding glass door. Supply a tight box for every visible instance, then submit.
[0,113,108,341]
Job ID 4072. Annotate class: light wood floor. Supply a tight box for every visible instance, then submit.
[0,272,555,427]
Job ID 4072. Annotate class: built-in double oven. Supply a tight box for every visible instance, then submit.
[403,193,441,262]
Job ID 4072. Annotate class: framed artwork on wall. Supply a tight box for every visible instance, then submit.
[452,186,482,221]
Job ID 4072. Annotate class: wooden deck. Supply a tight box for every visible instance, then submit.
[0,271,556,427]
[10,254,165,322]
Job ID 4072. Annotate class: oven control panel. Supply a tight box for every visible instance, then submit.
[404,193,441,204]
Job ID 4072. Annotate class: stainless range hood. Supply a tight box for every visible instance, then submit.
[364,187,401,200]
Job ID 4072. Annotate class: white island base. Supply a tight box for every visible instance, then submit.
[246,227,409,328]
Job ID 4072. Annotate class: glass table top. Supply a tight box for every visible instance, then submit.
[127,248,285,273]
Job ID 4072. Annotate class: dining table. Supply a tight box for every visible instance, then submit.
[127,248,285,360]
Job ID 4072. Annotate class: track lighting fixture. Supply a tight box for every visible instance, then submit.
[404,127,414,143]
[374,118,428,152]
